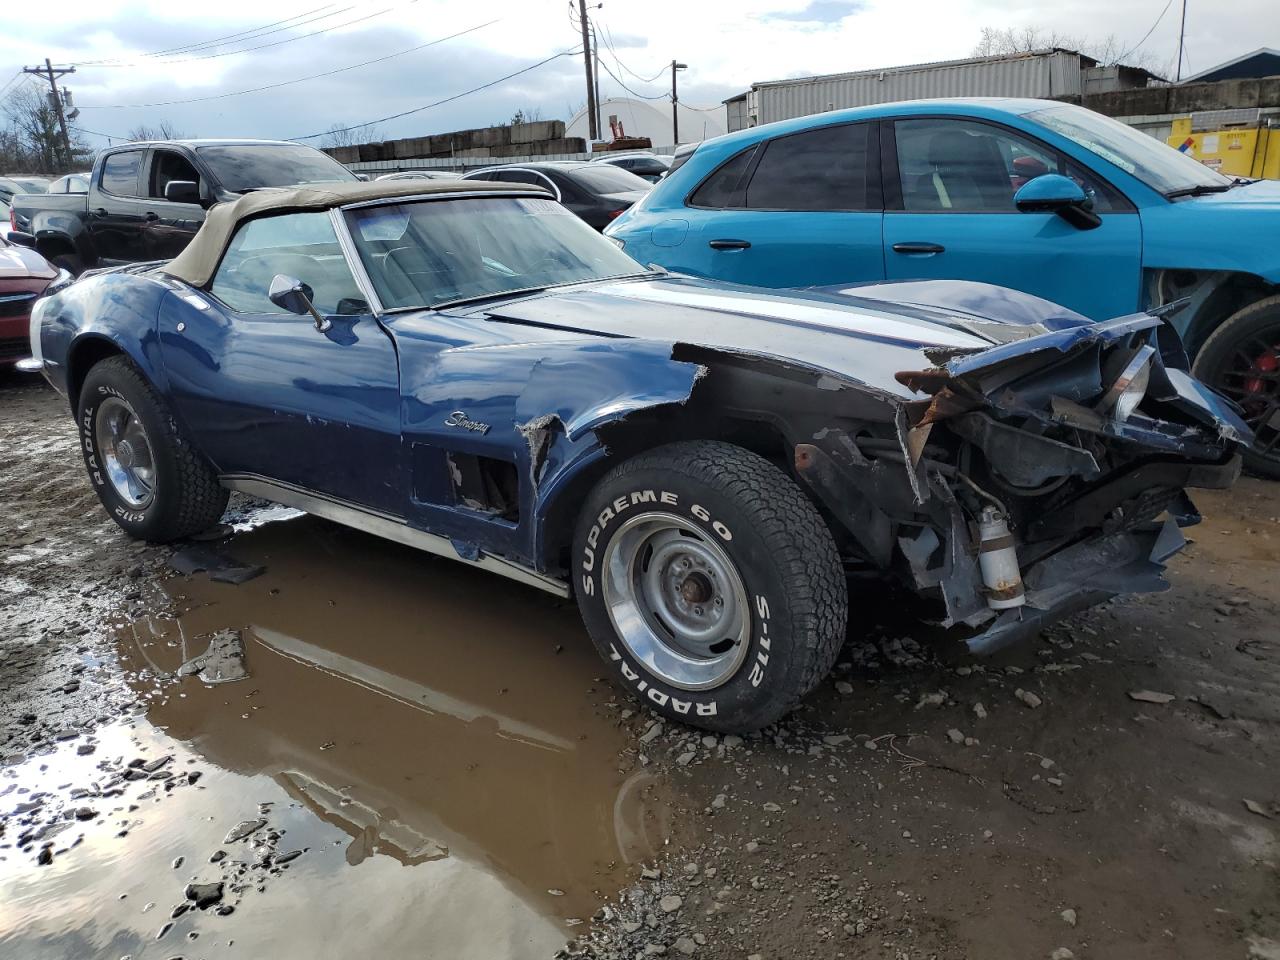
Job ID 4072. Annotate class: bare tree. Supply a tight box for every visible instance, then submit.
[507,106,545,126]
[1,82,86,173]
[972,25,1164,71]
[320,122,383,148]
[126,120,190,142]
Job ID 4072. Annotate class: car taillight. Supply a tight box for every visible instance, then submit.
[8,207,15,232]
[607,208,626,220]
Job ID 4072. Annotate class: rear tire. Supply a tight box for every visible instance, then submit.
[1192,295,1280,480]
[572,440,848,733]
[77,356,228,541]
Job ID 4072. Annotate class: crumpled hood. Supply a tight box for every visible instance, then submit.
[0,242,56,280]
[462,275,1077,399]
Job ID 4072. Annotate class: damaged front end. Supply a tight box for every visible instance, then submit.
[794,311,1249,655]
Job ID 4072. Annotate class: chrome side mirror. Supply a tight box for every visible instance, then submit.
[268,274,330,332]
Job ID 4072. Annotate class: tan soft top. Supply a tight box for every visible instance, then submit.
[163,179,548,287]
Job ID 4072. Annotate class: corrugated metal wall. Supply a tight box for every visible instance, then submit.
[755,51,1085,125]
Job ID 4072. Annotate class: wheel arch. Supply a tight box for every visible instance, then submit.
[65,334,131,410]
[1147,267,1277,358]
[527,348,898,579]
[532,405,796,579]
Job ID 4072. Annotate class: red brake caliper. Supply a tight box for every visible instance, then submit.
[1245,347,1279,396]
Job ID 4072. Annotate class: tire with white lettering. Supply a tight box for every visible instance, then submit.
[77,356,229,542]
[573,440,847,733]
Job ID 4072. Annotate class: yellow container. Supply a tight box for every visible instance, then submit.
[1168,117,1280,179]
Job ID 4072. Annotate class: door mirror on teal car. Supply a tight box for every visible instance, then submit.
[1013,174,1101,230]
[163,180,201,205]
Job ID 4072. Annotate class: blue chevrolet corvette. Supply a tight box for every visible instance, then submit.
[29,179,1248,731]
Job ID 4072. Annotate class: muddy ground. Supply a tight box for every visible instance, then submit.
[2,373,1278,960]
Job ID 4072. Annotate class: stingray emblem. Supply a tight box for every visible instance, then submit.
[444,410,491,434]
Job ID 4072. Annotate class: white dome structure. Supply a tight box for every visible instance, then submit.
[567,97,726,153]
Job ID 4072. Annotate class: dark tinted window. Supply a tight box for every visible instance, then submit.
[567,165,650,195]
[745,123,869,210]
[101,151,144,196]
[625,157,669,176]
[149,150,201,200]
[195,144,356,192]
[689,145,758,208]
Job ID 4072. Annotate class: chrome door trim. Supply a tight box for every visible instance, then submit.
[328,207,386,315]
[220,474,570,598]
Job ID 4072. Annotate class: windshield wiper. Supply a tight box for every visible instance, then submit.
[428,273,659,311]
[1164,183,1232,199]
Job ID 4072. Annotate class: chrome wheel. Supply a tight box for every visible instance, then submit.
[95,396,156,509]
[602,511,751,691]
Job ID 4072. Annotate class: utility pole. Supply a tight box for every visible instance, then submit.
[1175,0,1187,81]
[577,0,599,142]
[591,23,603,140]
[671,61,687,146]
[22,59,75,169]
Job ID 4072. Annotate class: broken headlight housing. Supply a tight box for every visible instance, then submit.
[1098,344,1154,423]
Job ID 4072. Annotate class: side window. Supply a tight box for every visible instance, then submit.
[498,170,560,198]
[209,212,365,316]
[149,150,201,201]
[744,123,870,211]
[688,145,758,208]
[68,176,88,194]
[100,151,144,197]
[894,118,1122,214]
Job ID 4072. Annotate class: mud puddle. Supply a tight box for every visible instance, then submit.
[1,514,678,959]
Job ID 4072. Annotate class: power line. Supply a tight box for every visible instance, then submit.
[291,48,580,140]
[80,0,424,68]
[81,19,500,109]
[0,70,25,101]
[599,24,666,84]
[74,3,350,65]
[71,123,126,142]
[1116,0,1175,64]
[595,58,669,101]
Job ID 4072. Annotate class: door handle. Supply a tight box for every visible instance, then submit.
[144,212,159,221]
[708,239,751,250]
[892,242,945,254]
[92,207,108,217]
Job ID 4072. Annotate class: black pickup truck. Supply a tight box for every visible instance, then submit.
[8,139,357,273]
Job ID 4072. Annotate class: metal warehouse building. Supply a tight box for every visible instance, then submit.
[728,49,1154,130]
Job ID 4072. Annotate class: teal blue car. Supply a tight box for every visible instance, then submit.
[607,99,1280,476]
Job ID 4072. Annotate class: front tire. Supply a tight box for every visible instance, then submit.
[1192,295,1280,479]
[573,440,848,732]
[77,356,229,541]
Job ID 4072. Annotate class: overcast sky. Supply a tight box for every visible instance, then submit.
[1,0,1275,149]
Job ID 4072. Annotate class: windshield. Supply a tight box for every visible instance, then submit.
[196,144,357,193]
[1025,103,1231,196]
[344,196,646,310]
[0,177,49,197]
[567,165,652,195]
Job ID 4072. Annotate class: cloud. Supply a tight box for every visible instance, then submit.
[763,1,865,23]
[1,0,1277,150]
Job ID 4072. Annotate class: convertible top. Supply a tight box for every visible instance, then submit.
[164,178,549,288]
